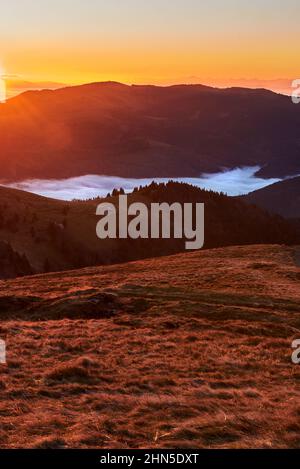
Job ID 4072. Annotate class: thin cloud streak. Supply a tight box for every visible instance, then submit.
[1,167,281,201]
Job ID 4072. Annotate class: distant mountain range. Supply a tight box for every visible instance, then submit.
[241,176,300,219]
[4,77,65,99]
[0,82,300,181]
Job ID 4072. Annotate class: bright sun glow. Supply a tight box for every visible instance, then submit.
[0,66,6,103]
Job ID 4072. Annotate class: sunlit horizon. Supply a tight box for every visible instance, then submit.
[1,1,299,99]
[0,65,6,103]
[1,74,295,100]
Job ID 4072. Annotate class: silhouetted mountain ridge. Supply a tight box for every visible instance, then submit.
[0,181,299,279]
[0,82,299,180]
[240,176,300,218]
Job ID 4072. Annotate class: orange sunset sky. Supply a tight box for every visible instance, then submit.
[0,0,299,97]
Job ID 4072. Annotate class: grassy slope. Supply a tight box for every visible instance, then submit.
[0,186,99,272]
[0,244,299,448]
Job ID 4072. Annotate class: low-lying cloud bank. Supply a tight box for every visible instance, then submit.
[1,166,281,201]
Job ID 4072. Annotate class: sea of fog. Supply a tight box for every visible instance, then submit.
[2,166,281,201]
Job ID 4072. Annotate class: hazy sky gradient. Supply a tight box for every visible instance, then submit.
[1,0,299,85]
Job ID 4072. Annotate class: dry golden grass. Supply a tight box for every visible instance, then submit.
[0,244,300,448]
